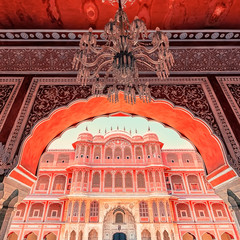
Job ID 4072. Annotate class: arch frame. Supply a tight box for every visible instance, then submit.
[7,92,237,190]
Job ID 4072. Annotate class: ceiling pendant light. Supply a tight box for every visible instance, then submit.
[72,0,174,104]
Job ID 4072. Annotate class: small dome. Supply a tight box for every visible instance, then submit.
[143,132,159,142]
[132,135,144,142]
[77,132,93,142]
[93,134,104,142]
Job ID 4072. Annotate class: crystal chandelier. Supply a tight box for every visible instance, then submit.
[72,0,174,104]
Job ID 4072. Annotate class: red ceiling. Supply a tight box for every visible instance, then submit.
[0,0,239,30]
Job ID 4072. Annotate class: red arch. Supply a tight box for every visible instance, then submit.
[9,94,236,188]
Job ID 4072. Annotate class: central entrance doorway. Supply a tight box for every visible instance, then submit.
[113,233,127,240]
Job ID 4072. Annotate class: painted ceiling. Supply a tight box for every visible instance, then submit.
[0,0,239,30]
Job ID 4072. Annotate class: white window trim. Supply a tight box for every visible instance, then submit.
[51,210,58,217]
[198,210,205,217]
[180,210,187,218]
[33,209,40,217]
[216,209,223,217]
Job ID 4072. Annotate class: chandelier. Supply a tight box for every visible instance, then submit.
[72,0,174,104]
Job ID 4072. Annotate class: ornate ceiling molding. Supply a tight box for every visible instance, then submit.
[0,30,240,42]
[0,47,240,74]
[5,77,239,175]
[217,77,240,123]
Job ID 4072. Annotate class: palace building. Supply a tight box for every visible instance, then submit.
[7,130,239,240]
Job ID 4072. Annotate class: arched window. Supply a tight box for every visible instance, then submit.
[84,172,88,184]
[88,230,98,240]
[72,202,79,221]
[194,203,209,218]
[151,145,156,156]
[92,172,100,188]
[152,201,158,221]
[94,146,101,160]
[80,201,86,221]
[67,202,72,220]
[44,232,57,240]
[7,232,18,240]
[52,175,66,191]
[202,233,215,240]
[159,201,166,220]
[36,175,50,191]
[163,230,170,240]
[15,203,26,218]
[149,172,154,183]
[183,233,196,240]
[137,172,145,189]
[77,171,82,183]
[105,147,112,159]
[90,201,99,218]
[86,146,90,158]
[114,147,122,159]
[176,203,191,218]
[155,171,160,183]
[125,172,133,188]
[115,172,123,188]
[139,201,149,217]
[124,146,132,159]
[212,203,227,218]
[141,229,151,240]
[57,154,69,163]
[156,231,161,240]
[42,153,54,163]
[104,172,112,188]
[167,153,178,164]
[25,232,37,240]
[70,231,76,240]
[182,153,193,164]
[166,202,171,217]
[146,145,150,156]
[171,175,184,191]
[79,145,85,157]
[78,231,83,240]
[221,233,234,240]
[29,203,44,218]
[115,212,123,223]
[135,146,143,159]
[187,175,201,191]
[47,203,62,218]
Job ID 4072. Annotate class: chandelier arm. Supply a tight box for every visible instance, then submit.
[134,54,163,66]
[89,45,118,55]
[78,54,113,68]
[135,59,156,71]
[131,45,160,54]
[88,59,113,79]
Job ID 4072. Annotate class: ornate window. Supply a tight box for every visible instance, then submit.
[139,201,149,217]
[125,172,133,188]
[182,153,193,164]
[115,212,123,223]
[90,201,99,217]
[52,175,66,191]
[29,203,44,218]
[149,172,154,184]
[15,203,26,218]
[94,146,101,159]
[135,146,143,159]
[124,146,132,159]
[159,201,166,218]
[152,201,158,220]
[47,203,61,218]
[114,147,122,159]
[42,153,54,163]
[77,171,82,183]
[105,147,112,159]
[141,229,151,240]
[187,175,201,191]
[137,172,145,189]
[171,175,184,191]
[57,154,69,163]
[67,202,72,219]
[155,171,160,183]
[163,231,170,240]
[92,172,100,188]
[194,203,209,218]
[88,230,98,240]
[212,203,227,218]
[115,172,123,188]
[36,175,50,191]
[166,202,171,217]
[104,172,112,188]
[176,203,191,218]
[72,202,79,221]
[70,231,76,240]
[80,201,86,218]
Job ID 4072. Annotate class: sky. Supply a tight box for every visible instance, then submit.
[48,116,195,150]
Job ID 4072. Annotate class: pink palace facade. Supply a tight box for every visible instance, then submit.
[8,130,239,240]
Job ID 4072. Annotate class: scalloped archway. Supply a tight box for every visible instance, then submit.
[9,94,236,188]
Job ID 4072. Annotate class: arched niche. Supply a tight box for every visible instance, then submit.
[9,95,235,189]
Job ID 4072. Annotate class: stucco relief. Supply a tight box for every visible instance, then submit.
[0,78,22,131]
[5,77,239,176]
[217,77,240,122]
[0,48,240,73]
